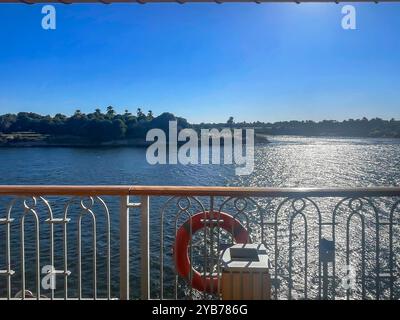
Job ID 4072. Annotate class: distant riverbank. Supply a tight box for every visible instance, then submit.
[0,133,152,148]
[2,111,400,148]
[0,132,271,148]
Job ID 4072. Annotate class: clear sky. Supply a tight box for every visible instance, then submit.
[0,3,399,123]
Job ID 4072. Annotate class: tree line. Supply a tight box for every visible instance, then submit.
[1,108,399,140]
[0,107,189,142]
[197,117,400,138]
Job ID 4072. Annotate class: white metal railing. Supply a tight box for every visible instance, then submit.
[0,185,399,300]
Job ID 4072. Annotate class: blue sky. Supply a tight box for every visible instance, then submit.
[0,3,399,123]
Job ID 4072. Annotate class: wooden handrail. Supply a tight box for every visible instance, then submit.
[0,185,399,197]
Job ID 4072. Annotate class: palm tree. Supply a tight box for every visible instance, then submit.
[107,106,115,114]
[137,108,146,121]
[106,106,115,119]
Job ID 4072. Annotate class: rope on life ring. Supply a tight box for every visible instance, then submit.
[173,211,250,294]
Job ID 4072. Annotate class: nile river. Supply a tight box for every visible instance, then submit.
[1,136,399,187]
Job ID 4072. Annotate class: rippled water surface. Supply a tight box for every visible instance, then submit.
[1,136,399,187]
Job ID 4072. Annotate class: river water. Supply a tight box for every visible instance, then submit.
[1,135,399,187]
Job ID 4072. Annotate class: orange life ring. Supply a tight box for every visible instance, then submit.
[173,211,249,294]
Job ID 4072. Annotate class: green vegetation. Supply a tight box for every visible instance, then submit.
[198,117,400,138]
[0,107,189,145]
[0,108,399,147]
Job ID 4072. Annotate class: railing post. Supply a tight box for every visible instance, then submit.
[140,196,150,300]
[120,196,130,300]
[320,238,335,300]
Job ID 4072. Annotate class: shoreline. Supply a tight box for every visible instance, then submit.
[0,133,398,148]
[0,133,271,148]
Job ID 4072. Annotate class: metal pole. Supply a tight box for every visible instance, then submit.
[140,196,150,300]
[120,196,130,300]
[322,261,328,299]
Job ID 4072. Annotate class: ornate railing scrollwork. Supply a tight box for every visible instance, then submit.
[0,186,399,300]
